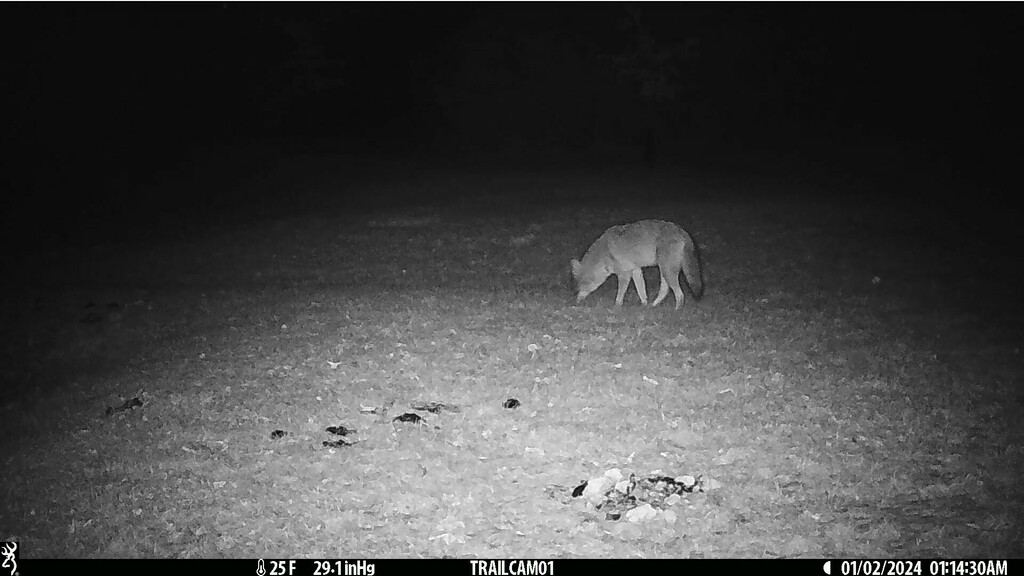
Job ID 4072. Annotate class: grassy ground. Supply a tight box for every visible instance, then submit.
[1,168,1021,558]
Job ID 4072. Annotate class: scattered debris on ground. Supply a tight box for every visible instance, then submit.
[410,401,459,414]
[104,397,143,416]
[322,438,355,449]
[392,412,426,425]
[325,425,356,436]
[553,468,722,522]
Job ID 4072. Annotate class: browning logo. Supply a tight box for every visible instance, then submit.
[0,542,16,576]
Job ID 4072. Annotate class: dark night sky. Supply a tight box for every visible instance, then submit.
[1,3,1021,244]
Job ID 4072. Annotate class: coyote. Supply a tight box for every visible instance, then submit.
[571,219,703,309]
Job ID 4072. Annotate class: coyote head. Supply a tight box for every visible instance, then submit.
[570,258,611,303]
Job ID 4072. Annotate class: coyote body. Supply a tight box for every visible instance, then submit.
[571,219,703,310]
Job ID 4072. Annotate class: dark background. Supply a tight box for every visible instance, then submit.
[1,3,1021,250]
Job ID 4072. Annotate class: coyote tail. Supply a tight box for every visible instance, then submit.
[681,234,704,299]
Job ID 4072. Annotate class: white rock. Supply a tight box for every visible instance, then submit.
[625,503,658,523]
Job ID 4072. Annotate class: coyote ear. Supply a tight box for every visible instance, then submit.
[570,259,582,278]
